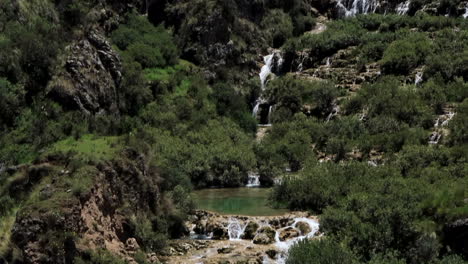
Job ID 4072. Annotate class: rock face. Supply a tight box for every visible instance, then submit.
[10,150,161,264]
[47,28,121,115]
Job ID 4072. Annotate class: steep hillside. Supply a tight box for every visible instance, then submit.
[0,0,467,263]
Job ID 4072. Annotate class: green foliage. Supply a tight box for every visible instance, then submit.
[48,134,120,162]
[0,78,25,128]
[449,99,468,145]
[112,14,178,68]
[287,238,357,264]
[381,33,432,74]
[266,76,338,122]
[261,9,294,48]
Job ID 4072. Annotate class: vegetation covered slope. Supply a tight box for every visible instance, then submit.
[0,0,467,263]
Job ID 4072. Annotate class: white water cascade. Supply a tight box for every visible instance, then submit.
[326,103,340,122]
[463,4,468,18]
[396,0,411,15]
[429,111,455,144]
[336,0,380,17]
[414,71,423,85]
[227,218,247,240]
[253,51,283,124]
[246,172,261,187]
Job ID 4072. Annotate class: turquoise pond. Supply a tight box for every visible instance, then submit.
[192,187,289,216]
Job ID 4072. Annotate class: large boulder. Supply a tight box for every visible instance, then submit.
[296,221,312,235]
[253,226,276,245]
[278,227,300,241]
[241,221,259,240]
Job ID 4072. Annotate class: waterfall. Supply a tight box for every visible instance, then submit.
[336,0,380,17]
[429,111,455,144]
[273,217,320,264]
[396,1,411,15]
[441,112,455,127]
[326,104,340,122]
[429,132,442,144]
[227,218,247,240]
[414,71,423,85]
[325,57,331,67]
[246,172,261,187]
[260,54,275,90]
[253,51,283,124]
[463,4,468,18]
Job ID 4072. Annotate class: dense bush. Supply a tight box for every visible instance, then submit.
[380,33,432,74]
[287,238,357,264]
[261,9,294,48]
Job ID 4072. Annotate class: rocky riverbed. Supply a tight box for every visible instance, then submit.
[160,210,320,264]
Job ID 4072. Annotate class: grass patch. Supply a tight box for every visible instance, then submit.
[0,207,18,256]
[48,134,120,162]
[143,59,194,82]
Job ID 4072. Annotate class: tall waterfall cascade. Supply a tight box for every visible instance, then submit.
[396,0,411,15]
[253,51,283,125]
[336,0,380,17]
[429,111,455,144]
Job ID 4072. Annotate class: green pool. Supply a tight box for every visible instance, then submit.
[192,187,289,216]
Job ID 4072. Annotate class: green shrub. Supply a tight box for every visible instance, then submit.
[381,33,432,74]
[287,238,357,264]
[261,9,294,48]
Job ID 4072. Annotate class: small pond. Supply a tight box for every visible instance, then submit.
[192,187,289,216]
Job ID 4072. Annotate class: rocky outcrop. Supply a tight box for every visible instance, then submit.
[253,226,276,244]
[47,28,122,115]
[10,150,162,264]
[295,46,381,92]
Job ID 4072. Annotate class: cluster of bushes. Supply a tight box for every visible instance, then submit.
[274,145,468,263]
[264,76,339,122]
[284,13,468,76]
[256,14,468,264]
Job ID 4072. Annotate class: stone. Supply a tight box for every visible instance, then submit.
[208,222,228,240]
[147,253,160,263]
[125,238,140,252]
[266,249,277,259]
[296,221,312,235]
[241,221,259,240]
[278,227,300,241]
[252,226,276,244]
[217,247,235,254]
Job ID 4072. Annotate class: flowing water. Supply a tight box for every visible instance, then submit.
[396,0,411,15]
[415,71,423,85]
[253,51,283,124]
[429,111,455,144]
[246,172,261,187]
[336,0,380,17]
